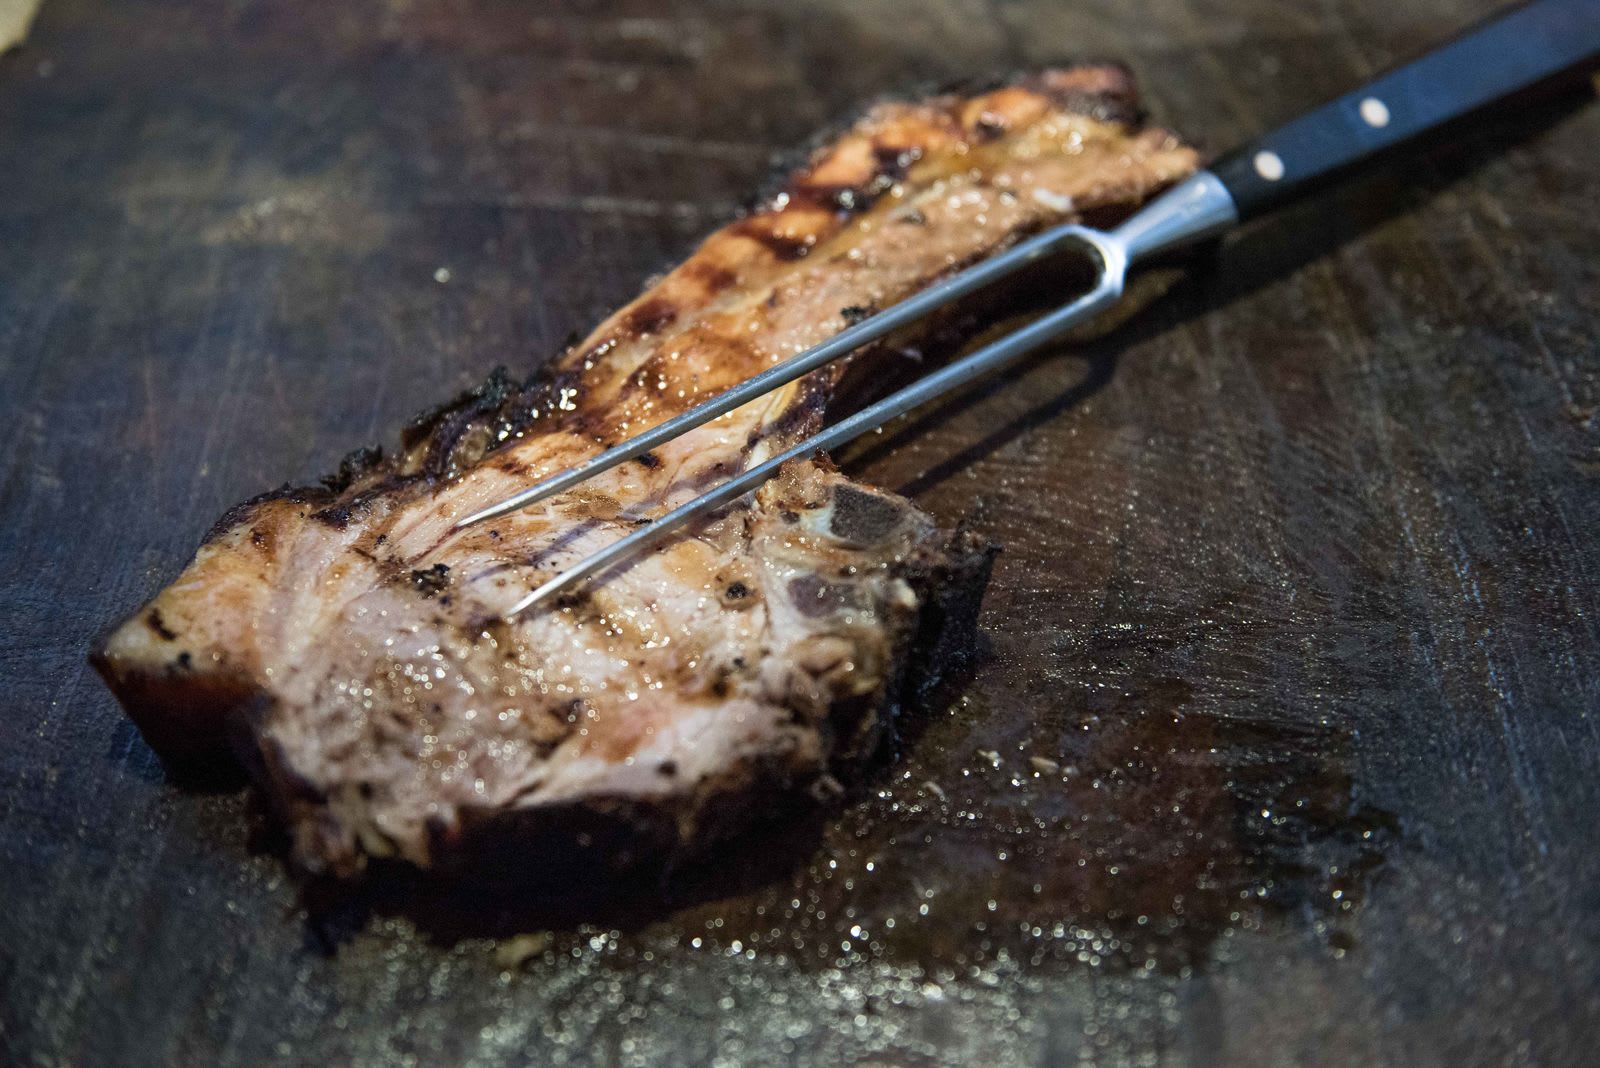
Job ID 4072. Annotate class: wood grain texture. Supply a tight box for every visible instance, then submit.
[2,1,1598,1065]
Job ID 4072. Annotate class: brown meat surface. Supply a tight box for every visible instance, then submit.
[93,67,1197,879]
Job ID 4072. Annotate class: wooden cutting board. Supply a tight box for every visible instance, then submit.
[2,1,1598,1064]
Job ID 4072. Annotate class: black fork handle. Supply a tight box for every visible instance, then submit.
[1212,0,1600,220]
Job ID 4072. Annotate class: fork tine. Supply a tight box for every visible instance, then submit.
[451,225,1083,532]
[488,169,1250,616]
[501,259,1122,618]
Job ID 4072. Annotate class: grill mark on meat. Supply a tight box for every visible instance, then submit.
[91,68,1198,884]
[730,217,817,261]
[145,610,177,642]
[790,183,887,214]
[871,143,924,180]
[618,297,678,336]
[202,484,329,545]
[679,260,737,295]
[608,323,769,419]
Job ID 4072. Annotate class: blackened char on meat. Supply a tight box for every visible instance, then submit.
[91,67,1197,881]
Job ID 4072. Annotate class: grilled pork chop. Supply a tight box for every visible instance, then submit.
[93,67,1197,880]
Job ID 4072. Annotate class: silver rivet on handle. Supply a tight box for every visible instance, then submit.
[1253,150,1285,181]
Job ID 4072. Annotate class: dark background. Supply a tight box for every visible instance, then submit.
[3,1,1599,1064]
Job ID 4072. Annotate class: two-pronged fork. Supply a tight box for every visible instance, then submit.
[455,0,1599,619]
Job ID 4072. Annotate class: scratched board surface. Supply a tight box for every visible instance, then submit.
[2,0,1599,1064]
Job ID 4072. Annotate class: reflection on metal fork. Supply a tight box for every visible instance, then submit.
[453,224,1092,532]
[465,172,1238,618]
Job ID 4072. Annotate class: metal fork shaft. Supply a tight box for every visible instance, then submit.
[502,267,1123,617]
[453,224,1089,531]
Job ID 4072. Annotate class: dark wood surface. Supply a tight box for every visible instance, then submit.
[4,1,1599,1064]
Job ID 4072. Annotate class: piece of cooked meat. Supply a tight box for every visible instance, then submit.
[92,67,1197,881]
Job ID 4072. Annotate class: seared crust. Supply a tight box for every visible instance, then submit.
[92,67,1196,880]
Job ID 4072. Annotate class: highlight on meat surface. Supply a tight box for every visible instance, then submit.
[91,67,1198,882]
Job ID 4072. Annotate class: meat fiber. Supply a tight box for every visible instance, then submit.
[92,67,1197,880]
